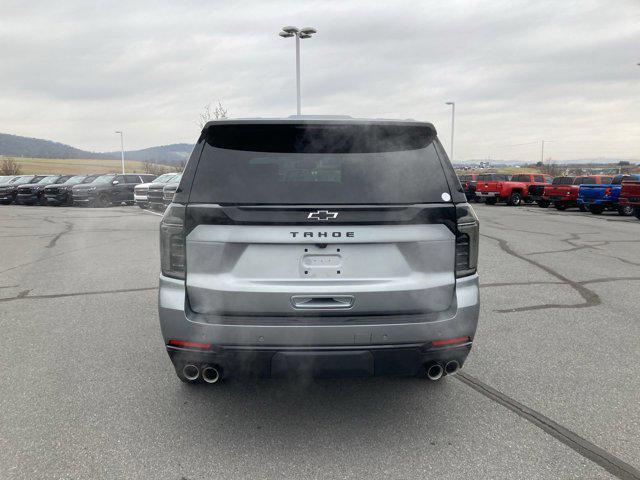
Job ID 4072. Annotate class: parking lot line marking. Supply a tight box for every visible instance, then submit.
[457,372,640,480]
[141,209,164,217]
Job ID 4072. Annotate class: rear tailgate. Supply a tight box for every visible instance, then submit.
[579,185,608,203]
[185,206,456,316]
[620,182,640,205]
[183,121,461,319]
[545,185,573,200]
[476,181,502,194]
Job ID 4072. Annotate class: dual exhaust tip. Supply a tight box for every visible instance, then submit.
[183,362,456,382]
[426,360,460,381]
[182,364,221,384]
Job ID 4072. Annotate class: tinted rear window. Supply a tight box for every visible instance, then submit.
[477,174,509,182]
[553,177,575,185]
[190,123,451,205]
[575,177,595,185]
[512,174,532,182]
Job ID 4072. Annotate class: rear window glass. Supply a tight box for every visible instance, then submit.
[477,174,509,182]
[575,177,595,185]
[611,175,627,185]
[600,177,613,184]
[190,124,451,205]
[512,174,532,182]
[553,177,575,185]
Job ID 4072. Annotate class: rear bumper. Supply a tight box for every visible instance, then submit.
[44,193,68,205]
[577,198,613,207]
[158,273,480,376]
[619,198,640,207]
[167,343,471,378]
[476,191,500,198]
[548,195,577,203]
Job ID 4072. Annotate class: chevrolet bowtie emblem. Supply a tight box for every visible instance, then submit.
[307,210,339,221]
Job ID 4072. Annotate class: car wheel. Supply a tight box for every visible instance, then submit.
[485,198,497,205]
[618,205,634,216]
[635,207,640,220]
[555,203,567,211]
[579,204,587,212]
[507,192,522,206]
[538,200,550,208]
[589,205,604,215]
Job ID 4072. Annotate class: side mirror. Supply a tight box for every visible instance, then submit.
[112,180,119,185]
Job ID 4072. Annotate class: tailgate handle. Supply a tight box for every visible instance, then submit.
[291,295,354,310]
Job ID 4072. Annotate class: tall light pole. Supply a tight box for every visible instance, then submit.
[445,102,455,161]
[279,26,317,115]
[541,140,553,163]
[115,131,125,174]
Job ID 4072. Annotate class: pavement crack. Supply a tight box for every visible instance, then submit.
[0,286,158,303]
[456,372,640,480]
[47,221,74,248]
[482,234,601,312]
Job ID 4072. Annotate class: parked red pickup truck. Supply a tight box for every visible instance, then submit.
[619,180,640,220]
[476,173,553,206]
[543,175,612,211]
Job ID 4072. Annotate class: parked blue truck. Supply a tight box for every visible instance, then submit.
[578,174,640,215]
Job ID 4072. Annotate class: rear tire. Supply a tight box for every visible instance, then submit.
[507,192,522,206]
[485,198,497,205]
[618,205,634,216]
[589,205,604,215]
[579,204,587,212]
[555,203,567,211]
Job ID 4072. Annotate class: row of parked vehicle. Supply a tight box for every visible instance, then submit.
[0,172,182,210]
[459,172,640,219]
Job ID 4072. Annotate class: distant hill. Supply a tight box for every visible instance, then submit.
[0,133,194,164]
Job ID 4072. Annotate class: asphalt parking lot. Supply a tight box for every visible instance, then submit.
[1,204,639,479]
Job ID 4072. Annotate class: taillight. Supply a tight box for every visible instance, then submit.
[604,188,612,197]
[432,336,470,347]
[455,203,479,278]
[160,203,186,279]
[168,339,211,349]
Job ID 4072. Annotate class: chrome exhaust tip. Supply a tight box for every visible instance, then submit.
[201,365,221,384]
[426,363,444,381]
[182,364,200,381]
[444,360,460,376]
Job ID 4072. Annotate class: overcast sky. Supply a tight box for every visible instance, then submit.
[1,0,639,161]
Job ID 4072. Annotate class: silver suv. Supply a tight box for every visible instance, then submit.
[158,117,479,384]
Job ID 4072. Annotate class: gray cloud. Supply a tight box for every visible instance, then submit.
[0,0,638,161]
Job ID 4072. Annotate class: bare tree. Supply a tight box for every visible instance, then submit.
[1,157,22,175]
[143,161,171,175]
[197,100,228,129]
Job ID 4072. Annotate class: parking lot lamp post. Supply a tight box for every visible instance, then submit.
[279,26,317,115]
[115,131,125,174]
[446,102,455,162]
